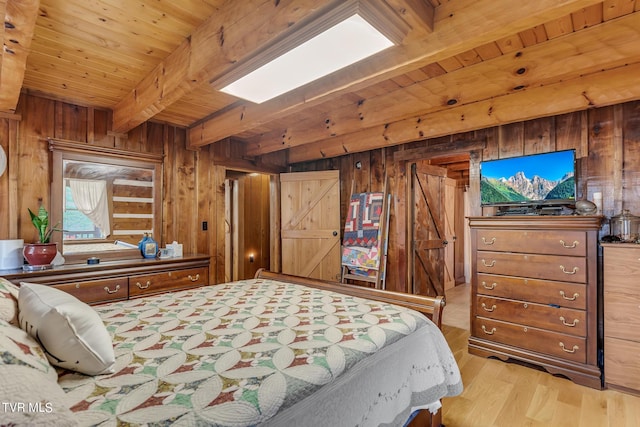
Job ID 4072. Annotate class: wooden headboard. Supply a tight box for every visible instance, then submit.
[254,269,446,329]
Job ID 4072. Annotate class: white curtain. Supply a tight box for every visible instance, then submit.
[68,179,111,237]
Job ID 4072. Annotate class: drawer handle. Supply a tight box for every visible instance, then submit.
[482,281,497,290]
[481,325,496,335]
[559,342,579,353]
[104,284,121,294]
[481,237,496,245]
[481,303,496,312]
[559,240,579,249]
[559,265,578,275]
[559,316,579,327]
[559,291,579,301]
[188,274,200,282]
[136,281,151,289]
[481,259,496,268]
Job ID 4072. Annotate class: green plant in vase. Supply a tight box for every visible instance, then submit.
[28,205,62,243]
[23,205,62,267]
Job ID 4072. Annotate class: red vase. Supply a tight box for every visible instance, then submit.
[23,243,57,266]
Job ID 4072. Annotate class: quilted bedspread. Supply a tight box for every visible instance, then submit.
[58,278,461,426]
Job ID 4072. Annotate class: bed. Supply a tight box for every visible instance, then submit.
[0,269,462,426]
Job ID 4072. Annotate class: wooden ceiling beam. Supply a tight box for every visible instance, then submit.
[0,0,39,112]
[188,0,602,149]
[385,0,435,38]
[286,61,640,163]
[111,0,337,133]
[246,11,640,156]
[0,0,6,83]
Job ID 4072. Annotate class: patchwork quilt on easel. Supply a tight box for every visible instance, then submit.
[342,192,385,274]
[343,192,384,248]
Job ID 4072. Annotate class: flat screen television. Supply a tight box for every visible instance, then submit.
[480,149,576,207]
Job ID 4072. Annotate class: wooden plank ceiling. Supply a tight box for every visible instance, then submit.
[1,0,639,164]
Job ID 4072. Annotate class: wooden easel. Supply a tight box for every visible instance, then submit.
[340,176,390,289]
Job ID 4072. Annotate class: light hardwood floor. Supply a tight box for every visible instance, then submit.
[440,283,640,427]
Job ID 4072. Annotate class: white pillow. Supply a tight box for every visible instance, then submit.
[18,282,115,376]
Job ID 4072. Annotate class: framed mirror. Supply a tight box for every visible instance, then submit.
[49,139,163,264]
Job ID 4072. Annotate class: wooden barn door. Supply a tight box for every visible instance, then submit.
[444,177,457,290]
[409,162,454,297]
[280,170,341,281]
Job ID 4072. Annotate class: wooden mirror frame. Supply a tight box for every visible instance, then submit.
[49,139,163,264]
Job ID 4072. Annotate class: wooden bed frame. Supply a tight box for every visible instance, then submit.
[255,269,447,427]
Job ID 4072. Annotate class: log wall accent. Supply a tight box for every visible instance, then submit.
[291,101,640,293]
[1,92,639,291]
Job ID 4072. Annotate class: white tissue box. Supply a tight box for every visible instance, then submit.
[167,241,183,258]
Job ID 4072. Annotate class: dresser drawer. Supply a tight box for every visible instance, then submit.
[129,266,208,297]
[476,229,587,256]
[52,277,129,304]
[603,246,640,295]
[476,296,586,336]
[477,251,586,283]
[473,317,586,363]
[477,273,586,309]
[605,336,640,391]
[604,291,640,342]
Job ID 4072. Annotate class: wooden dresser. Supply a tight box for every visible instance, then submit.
[1,255,210,305]
[601,243,640,393]
[468,216,602,389]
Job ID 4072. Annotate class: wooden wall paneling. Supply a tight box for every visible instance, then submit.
[394,156,409,293]
[370,148,386,192]
[612,104,625,214]
[587,106,617,218]
[480,127,500,163]
[196,144,214,284]
[338,155,354,229]
[454,182,466,284]
[241,173,270,279]
[554,111,587,201]
[555,111,583,155]
[125,121,163,155]
[123,123,143,153]
[353,151,371,193]
[92,108,113,146]
[213,164,227,284]
[54,101,88,142]
[269,174,281,273]
[18,95,55,243]
[468,149,483,218]
[622,102,640,216]
[162,125,175,249]
[235,175,246,280]
[7,117,18,239]
[382,152,395,291]
[0,118,10,239]
[498,122,525,158]
[260,174,271,276]
[524,116,554,154]
[171,126,197,253]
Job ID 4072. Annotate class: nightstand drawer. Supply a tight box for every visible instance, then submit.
[476,229,587,256]
[477,251,586,283]
[129,266,208,297]
[52,277,129,304]
[476,295,586,336]
[477,273,586,309]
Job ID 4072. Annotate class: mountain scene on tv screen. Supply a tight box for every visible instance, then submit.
[481,171,575,204]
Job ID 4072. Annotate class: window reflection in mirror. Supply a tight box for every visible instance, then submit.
[50,140,163,263]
